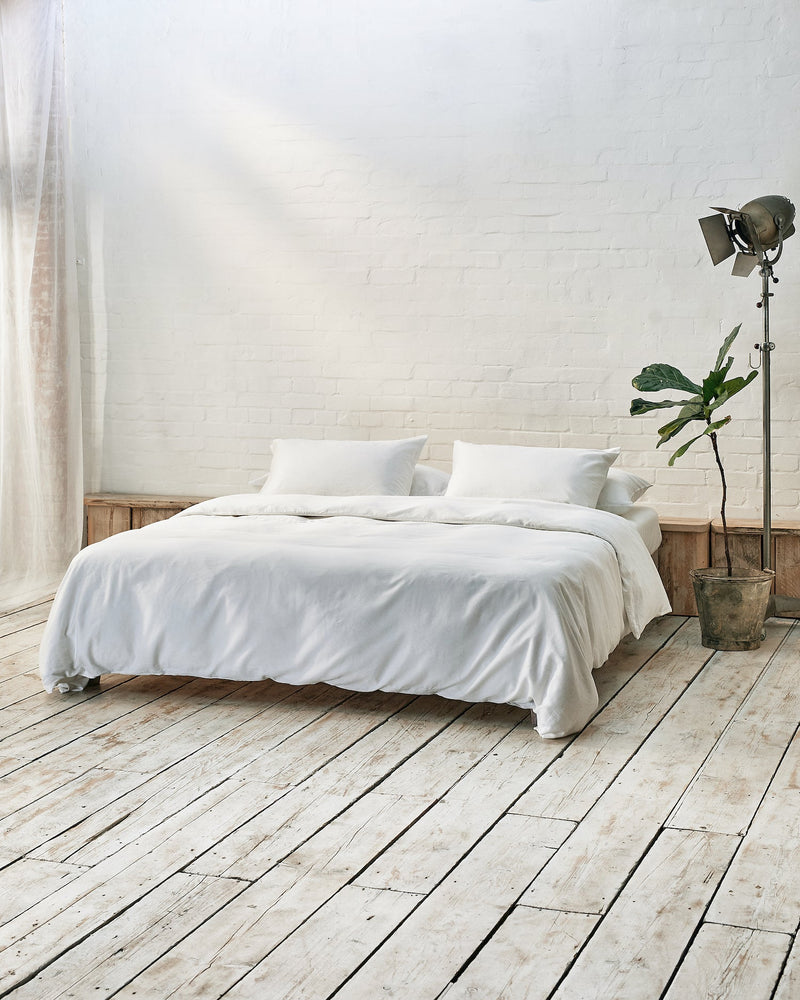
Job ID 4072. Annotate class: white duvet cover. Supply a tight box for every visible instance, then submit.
[40,494,670,738]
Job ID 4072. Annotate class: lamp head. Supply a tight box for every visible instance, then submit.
[735,196,795,251]
[699,195,795,276]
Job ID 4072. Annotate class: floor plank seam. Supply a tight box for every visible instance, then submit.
[441,883,600,999]
[0,872,254,1000]
[89,876,269,1000]
[223,723,465,883]
[322,886,433,1000]
[84,683,358,780]
[182,713,472,881]
[688,715,800,852]
[239,690,434,789]
[0,674,196,752]
[702,919,793,937]
[769,931,799,1000]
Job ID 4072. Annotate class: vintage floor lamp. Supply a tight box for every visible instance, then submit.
[699,195,798,616]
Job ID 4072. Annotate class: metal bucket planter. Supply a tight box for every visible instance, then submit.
[690,567,775,651]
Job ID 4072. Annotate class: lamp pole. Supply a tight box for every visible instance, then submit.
[755,261,775,572]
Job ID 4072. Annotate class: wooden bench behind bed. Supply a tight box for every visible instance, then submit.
[84,493,209,546]
[82,496,800,618]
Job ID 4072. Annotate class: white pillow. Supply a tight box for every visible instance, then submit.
[445,441,619,507]
[261,436,427,496]
[410,464,450,496]
[596,468,652,513]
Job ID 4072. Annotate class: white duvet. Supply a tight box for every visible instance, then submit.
[40,494,670,738]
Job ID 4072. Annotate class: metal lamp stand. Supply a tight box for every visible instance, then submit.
[754,261,775,572]
[698,195,797,616]
[753,262,800,617]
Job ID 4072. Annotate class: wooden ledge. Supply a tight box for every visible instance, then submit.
[658,517,711,533]
[710,517,800,535]
[85,493,209,509]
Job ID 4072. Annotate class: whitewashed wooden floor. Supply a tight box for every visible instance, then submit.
[1,601,799,999]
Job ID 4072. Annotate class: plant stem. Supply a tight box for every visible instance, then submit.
[709,430,732,576]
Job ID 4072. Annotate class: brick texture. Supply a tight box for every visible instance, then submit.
[66,0,800,517]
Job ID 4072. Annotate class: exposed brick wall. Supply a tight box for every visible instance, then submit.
[66,0,800,518]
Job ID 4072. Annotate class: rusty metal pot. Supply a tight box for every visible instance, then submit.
[690,567,775,651]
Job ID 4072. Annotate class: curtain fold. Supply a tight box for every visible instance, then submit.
[0,0,83,612]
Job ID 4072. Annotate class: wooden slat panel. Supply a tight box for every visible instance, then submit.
[84,493,208,508]
[775,532,800,598]
[86,503,131,545]
[84,494,208,545]
[711,518,764,572]
[656,518,710,615]
[130,507,178,529]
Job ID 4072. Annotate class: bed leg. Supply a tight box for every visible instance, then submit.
[86,676,101,688]
[530,709,537,728]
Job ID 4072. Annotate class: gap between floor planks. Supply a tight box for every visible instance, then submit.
[0,605,798,999]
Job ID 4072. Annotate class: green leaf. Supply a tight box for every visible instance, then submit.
[706,369,759,411]
[667,432,706,465]
[632,364,703,396]
[665,417,731,465]
[702,368,727,404]
[656,402,705,446]
[630,396,698,416]
[717,355,735,381]
[714,324,742,371]
[703,416,732,434]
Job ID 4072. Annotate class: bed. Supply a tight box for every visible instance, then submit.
[40,440,671,739]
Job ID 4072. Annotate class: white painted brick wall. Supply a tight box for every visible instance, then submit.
[67,0,800,519]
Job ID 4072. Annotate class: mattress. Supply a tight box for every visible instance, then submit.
[621,504,661,555]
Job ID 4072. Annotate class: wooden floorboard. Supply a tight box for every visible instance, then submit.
[0,604,798,999]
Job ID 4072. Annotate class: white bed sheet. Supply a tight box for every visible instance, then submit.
[40,494,670,739]
[621,504,661,555]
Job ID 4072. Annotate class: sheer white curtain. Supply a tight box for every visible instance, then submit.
[0,0,82,613]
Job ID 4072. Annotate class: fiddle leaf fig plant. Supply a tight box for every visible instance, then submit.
[630,324,758,576]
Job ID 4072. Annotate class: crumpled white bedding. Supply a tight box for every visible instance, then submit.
[40,494,671,738]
